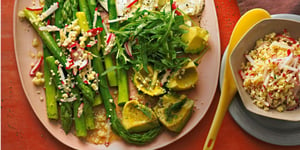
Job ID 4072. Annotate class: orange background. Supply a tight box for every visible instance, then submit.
[2,0,300,149]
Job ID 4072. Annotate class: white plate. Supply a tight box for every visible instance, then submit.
[13,0,220,149]
[220,14,300,146]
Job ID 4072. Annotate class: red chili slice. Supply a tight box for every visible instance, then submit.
[29,56,44,76]
[65,59,74,70]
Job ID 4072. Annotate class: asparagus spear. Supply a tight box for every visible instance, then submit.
[83,99,95,130]
[108,0,129,105]
[46,56,73,133]
[76,9,160,144]
[70,0,79,20]
[97,56,161,145]
[54,0,65,39]
[87,0,97,17]
[42,0,58,120]
[92,10,161,145]
[103,0,118,87]
[61,0,73,24]
[60,101,73,133]
[23,9,95,103]
[76,12,103,106]
[73,100,87,137]
[43,47,58,119]
[79,0,93,29]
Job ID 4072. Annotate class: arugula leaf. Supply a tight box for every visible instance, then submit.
[135,105,153,119]
[111,9,188,72]
[164,98,187,122]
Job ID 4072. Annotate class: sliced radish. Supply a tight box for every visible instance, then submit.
[26,6,43,11]
[29,56,43,76]
[124,41,133,57]
[108,16,128,23]
[87,27,103,37]
[77,103,84,118]
[79,59,88,71]
[65,59,74,70]
[104,33,116,55]
[126,0,138,8]
[39,25,61,32]
[161,69,171,85]
[86,40,98,48]
[171,2,182,16]
[40,2,59,20]
[93,7,99,28]
[58,64,66,82]
[60,96,77,102]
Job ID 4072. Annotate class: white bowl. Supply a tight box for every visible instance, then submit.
[230,18,300,121]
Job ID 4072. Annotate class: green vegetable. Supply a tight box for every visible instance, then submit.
[73,100,87,137]
[76,11,102,106]
[54,0,65,39]
[75,75,95,104]
[95,45,161,144]
[93,94,102,106]
[104,0,118,87]
[42,0,54,21]
[23,9,67,66]
[83,99,95,130]
[46,56,73,133]
[122,100,159,133]
[112,9,188,72]
[108,0,129,105]
[154,93,194,133]
[117,65,129,106]
[43,47,58,119]
[71,0,79,20]
[79,0,92,29]
[45,56,64,93]
[60,102,73,133]
[62,0,73,24]
[24,9,95,102]
[87,0,97,18]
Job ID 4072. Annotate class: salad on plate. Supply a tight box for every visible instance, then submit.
[18,0,209,146]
